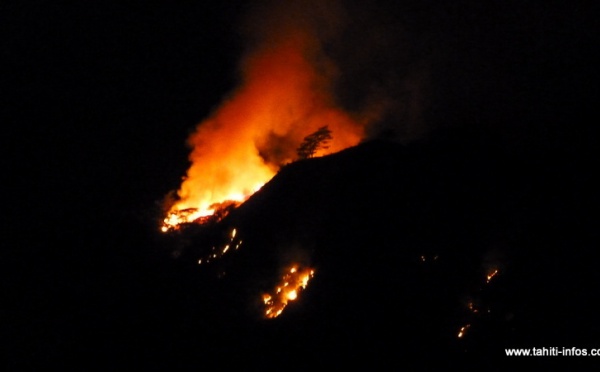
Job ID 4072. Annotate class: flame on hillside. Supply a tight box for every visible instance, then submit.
[486,268,499,284]
[262,265,315,319]
[160,1,366,232]
[457,324,470,338]
[197,228,242,265]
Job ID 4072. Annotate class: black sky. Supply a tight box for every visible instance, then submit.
[4,1,595,210]
[5,1,596,185]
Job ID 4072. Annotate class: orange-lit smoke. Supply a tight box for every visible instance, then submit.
[163,1,365,228]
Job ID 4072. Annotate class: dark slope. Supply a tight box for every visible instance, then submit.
[4,1,597,369]
[5,134,596,369]
[5,118,596,369]
[98,134,594,368]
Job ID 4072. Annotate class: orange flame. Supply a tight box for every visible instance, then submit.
[486,269,499,283]
[262,265,315,319]
[161,4,364,231]
[196,228,242,266]
[457,324,471,338]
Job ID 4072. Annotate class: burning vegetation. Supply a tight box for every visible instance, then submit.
[159,1,367,233]
[486,268,499,284]
[457,324,470,338]
[196,227,242,266]
[455,266,503,340]
[152,0,519,336]
[161,200,241,232]
[262,265,315,319]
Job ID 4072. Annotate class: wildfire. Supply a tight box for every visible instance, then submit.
[160,2,365,232]
[457,324,471,338]
[486,269,499,283]
[197,228,242,266]
[262,265,315,319]
[467,301,479,314]
[162,199,244,232]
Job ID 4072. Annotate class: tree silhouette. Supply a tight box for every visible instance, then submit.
[296,126,333,160]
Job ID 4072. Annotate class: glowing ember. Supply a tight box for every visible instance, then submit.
[467,301,479,313]
[486,269,499,283]
[419,254,439,262]
[262,265,315,319]
[457,324,471,338]
[196,228,242,266]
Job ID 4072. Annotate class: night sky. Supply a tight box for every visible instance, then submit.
[3,0,597,368]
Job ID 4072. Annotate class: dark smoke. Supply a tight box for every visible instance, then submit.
[240,0,436,144]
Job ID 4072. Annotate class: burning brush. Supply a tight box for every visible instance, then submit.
[262,265,315,319]
[161,200,241,232]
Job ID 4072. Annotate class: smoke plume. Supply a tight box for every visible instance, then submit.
[166,0,430,218]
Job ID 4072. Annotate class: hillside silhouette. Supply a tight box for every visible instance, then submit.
[140,131,596,367]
